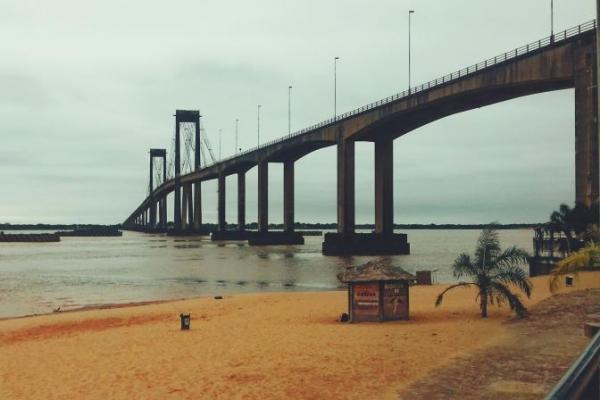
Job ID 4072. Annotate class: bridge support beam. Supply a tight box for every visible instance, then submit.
[193,182,202,232]
[283,160,295,232]
[212,172,252,241]
[247,161,303,245]
[238,172,246,230]
[181,184,189,231]
[173,118,182,232]
[258,161,269,233]
[323,138,409,255]
[337,139,355,235]
[149,200,156,231]
[186,183,193,228]
[575,47,599,207]
[374,138,394,235]
[159,197,167,231]
[218,174,226,231]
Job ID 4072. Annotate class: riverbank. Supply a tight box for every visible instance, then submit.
[1,273,599,399]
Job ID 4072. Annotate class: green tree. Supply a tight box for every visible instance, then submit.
[549,242,600,292]
[435,227,532,318]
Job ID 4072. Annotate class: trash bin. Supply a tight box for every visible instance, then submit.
[565,276,573,287]
[180,313,191,330]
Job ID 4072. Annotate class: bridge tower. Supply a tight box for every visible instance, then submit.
[173,110,201,233]
[149,148,167,231]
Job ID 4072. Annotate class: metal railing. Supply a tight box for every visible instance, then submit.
[134,19,596,220]
[214,19,595,166]
[545,331,600,399]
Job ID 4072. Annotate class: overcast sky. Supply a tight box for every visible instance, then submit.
[0,0,596,225]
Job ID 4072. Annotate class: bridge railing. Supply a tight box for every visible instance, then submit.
[545,331,600,399]
[148,20,596,202]
[214,20,595,166]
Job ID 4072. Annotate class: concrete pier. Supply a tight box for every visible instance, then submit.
[323,137,409,255]
[322,232,410,255]
[238,171,246,231]
[218,174,226,231]
[258,161,269,233]
[575,42,599,207]
[283,160,294,232]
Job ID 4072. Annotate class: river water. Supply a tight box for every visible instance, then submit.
[0,229,533,318]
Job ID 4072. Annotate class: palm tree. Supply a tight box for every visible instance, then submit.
[549,203,576,253]
[435,227,532,318]
[549,242,600,292]
[548,202,597,253]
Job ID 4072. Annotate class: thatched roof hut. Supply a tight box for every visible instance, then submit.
[338,260,416,323]
[337,260,416,283]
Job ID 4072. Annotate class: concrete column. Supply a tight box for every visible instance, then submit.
[575,45,599,206]
[238,172,246,231]
[149,199,156,229]
[181,184,189,230]
[149,155,155,228]
[258,162,269,233]
[193,182,202,230]
[337,139,355,235]
[374,138,394,235]
[218,174,226,231]
[193,116,202,231]
[174,119,182,231]
[159,197,166,230]
[161,155,167,231]
[186,183,193,227]
[283,160,295,232]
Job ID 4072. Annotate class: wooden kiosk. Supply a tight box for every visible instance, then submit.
[338,261,416,323]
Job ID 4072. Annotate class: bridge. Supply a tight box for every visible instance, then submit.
[123,20,599,256]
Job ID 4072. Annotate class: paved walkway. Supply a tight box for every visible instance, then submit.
[398,288,600,400]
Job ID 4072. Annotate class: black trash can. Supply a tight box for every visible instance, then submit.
[180,313,191,330]
[565,276,573,287]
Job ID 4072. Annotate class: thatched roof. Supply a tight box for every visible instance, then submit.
[337,260,416,283]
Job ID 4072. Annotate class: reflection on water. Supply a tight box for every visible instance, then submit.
[0,229,533,318]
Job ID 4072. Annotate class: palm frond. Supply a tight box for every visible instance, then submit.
[489,282,528,318]
[493,264,532,298]
[452,253,477,279]
[475,226,501,269]
[435,282,475,307]
[495,246,530,270]
[549,243,599,292]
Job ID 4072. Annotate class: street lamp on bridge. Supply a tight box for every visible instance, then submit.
[334,56,340,120]
[288,85,292,135]
[550,0,554,41]
[257,104,261,147]
[235,118,239,154]
[408,10,415,94]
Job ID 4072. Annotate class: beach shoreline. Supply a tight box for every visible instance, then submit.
[2,273,600,399]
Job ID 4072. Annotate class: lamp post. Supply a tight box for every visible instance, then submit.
[218,128,222,160]
[334,56,340,120]
[288,85,292,135]
[408,10,415,93]
[235,118,239,154]
[550,0,554,41]
[257,104,261,147]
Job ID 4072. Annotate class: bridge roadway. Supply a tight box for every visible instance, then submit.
[124,21,599,255]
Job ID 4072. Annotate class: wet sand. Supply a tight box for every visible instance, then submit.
[1,273,599,399]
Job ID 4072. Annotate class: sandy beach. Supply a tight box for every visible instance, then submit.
[2,272,600,400]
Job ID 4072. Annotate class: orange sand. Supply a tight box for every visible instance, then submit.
[2,273,600,400]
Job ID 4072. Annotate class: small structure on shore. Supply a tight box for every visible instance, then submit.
[338,260,415,323]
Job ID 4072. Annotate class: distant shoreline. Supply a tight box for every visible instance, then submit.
[0,222,540,231]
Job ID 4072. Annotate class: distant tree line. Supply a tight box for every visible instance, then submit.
[161,222,539,230]
[0,223,120,231]
[1,222,541,231]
